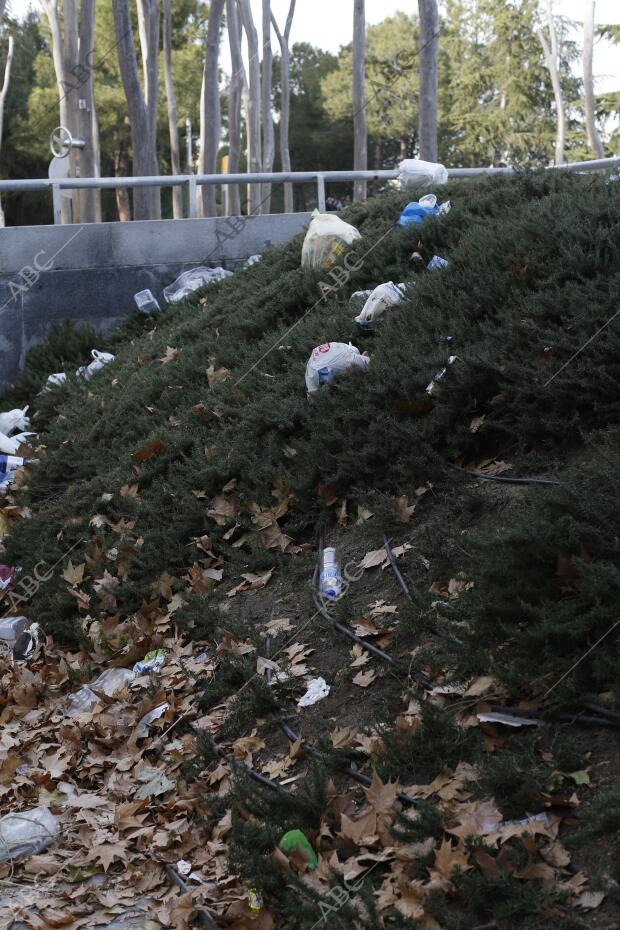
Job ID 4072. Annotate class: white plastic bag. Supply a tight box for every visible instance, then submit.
[354,282,407,324]
[398,158,448,188]
[0,407,30,436]
[305,342,370,394]
[0,806,60,863]
[76,350,115,381]
[163,266,233,304]
[301,210,361,272]
[0,431,35,455]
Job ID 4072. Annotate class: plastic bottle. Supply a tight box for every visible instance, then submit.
[320,547,342,600]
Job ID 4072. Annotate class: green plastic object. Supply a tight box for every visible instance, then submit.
[279,829,318,870]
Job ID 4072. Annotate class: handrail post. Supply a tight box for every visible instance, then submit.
[316,174,326,212]
[52,184,62,225]
[187,177,197,218]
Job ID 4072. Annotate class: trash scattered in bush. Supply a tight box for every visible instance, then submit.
[76,349,116,381]
[0,454,25,494]
[133,648,166,675]
[305,342,369,393]
[319,546,342,599]
[301,210,361,272]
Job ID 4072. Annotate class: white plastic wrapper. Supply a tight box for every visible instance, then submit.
[42,372,67,392]
[398,158,449,188]
[0,806,60,863]
[354,282,407,324]
[245,254,262,267]
[297,677,330,707]
[136,702,169,738]
[163,266,233,304]
[0,407,30,436]
[305,342,370,394]
[76,350,115,381]
[301,210,361,272]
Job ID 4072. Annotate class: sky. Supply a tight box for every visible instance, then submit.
[6,0,620,93]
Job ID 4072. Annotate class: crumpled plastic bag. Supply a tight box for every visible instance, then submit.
[0,431,35,455]
[305,342,370,394]
[244,254,262,267]
[0,406,30,436]
[65,667,134,718]
[398,193,452,227]
[0,806,60,863]
[297,677,330,707]
[163,266,233,304]
[398,158,448,187]
[354,282,407,324]
[133,649,166,675]
[76,349,115,381]
[301,210,361,272]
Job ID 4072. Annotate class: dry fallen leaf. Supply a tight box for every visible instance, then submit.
[159,346,180,364]
[353,668,377,688]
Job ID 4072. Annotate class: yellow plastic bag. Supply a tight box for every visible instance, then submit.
[301,210,361,272]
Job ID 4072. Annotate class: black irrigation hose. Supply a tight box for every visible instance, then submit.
[489,704,620,730]
[582,702,620,723]
[446,462,561,487]
[311,566,395,665]
[189,722,288,793]
[382,533,411,598]
[264,639,418,808]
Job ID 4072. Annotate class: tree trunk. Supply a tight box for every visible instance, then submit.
[42,0,72,222]
[583,0,604,157]
[112,0,160,219]
[260,0,274,212]
[0,31,13,227]
[76,0,101,222]
[352,0,367,202]
[271,0,295,213]
[115,116,132,220]
[538,0,566,165]
[226,0,246,216]
[163,0,183,217]
[198,0,225,217]
[418,0,439,162]
[237,0,262,214]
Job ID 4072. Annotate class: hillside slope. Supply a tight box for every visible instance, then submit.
[1,171,619,929]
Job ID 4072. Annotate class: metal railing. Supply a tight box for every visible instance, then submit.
[0,158,618,225]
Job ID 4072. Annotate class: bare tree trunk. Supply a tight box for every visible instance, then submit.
[418,0,439,162]
[583,0,604,157]
[42,0,72,222]
[260,0,274,212]
[237,0,262,214]
[271,0,295,213]
[352,0,367,202]
[163,0,183,217]
[226,0,246,216]
[0,31,13,226]
[112,0,160,219]
[198,0,224,217]
[76,0,101,222]
[115,116,132,220]
[538,0,566,165]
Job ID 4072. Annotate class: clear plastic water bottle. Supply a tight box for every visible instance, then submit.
[320,547,342,600]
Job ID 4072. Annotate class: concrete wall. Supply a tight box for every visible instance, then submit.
[0,212,310,393]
